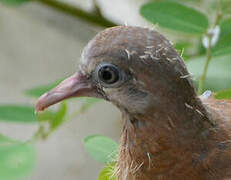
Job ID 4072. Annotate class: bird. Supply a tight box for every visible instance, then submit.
[35,26,231,180]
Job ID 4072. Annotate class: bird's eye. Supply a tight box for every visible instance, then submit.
[94,63,130,88]
[98,64,120,84]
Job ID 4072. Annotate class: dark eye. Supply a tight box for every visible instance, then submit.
[98,64,119,84]
[94,63,131,88]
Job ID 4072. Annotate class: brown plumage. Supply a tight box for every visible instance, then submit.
[35,26,231,180]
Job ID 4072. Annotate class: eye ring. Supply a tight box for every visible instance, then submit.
[94,63,128,88]
[98,64,119,84]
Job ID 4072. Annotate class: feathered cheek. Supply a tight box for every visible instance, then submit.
[103,87,151,114]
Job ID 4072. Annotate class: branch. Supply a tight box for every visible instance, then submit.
[92,0,103,18]
[36,0,118,28]
[198,33,212,94]
[197,0,223,94]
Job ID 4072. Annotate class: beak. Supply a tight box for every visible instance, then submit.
[35,72,98,112]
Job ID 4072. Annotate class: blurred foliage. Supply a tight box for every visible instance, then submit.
[0,105,36,123]
[0,0,28,5]
[0,0,231,179]
[187,55,231,91]
[84,135,118,164]
[0,78,102,180]
[0,135,35,180]
[212,18,231,57]
[24,79,64,98]
[212,34,231,56]
[215,88,231,99]
[79,98,101,113]
[140,1,209,34]
[221,0,231,14]
[174,41,193,60]
[220,19,231,37]
[98,163,116,180]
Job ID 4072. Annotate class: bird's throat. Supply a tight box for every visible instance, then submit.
[116,98,215,180]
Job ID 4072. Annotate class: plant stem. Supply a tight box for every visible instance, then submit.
[198,34,212,94]
[197,0,223,94]
[214,0,223,26]
[36,0,117,28]
[92,0,103,18]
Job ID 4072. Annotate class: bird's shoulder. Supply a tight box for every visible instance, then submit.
[202,93,231,124]
[201,94,231,179]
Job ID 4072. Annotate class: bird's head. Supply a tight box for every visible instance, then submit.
[35,26,196,115]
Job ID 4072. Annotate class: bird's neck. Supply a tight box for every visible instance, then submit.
[116,96,216,179]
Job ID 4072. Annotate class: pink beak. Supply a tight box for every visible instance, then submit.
[35,72,99,112]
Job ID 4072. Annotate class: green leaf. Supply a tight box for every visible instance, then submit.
[98,163,116,180]
[212,19,231,57]
[174,41,193,60]
[50,102,67,130]
[84,135,118,163]
[140,1,208,34]
[186,55,231,92]
[212,34,231,57]
[215,88,231,99]
[36,110,55,122]
[0,105,36,123]
[221,0,231,14]
[0,135,18,145]
[0,136,35,180]
[80,98,102,112]
[220,19,231,37]
[0,0,29,5]
[24,78,64,98]
[174,41,192,50]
